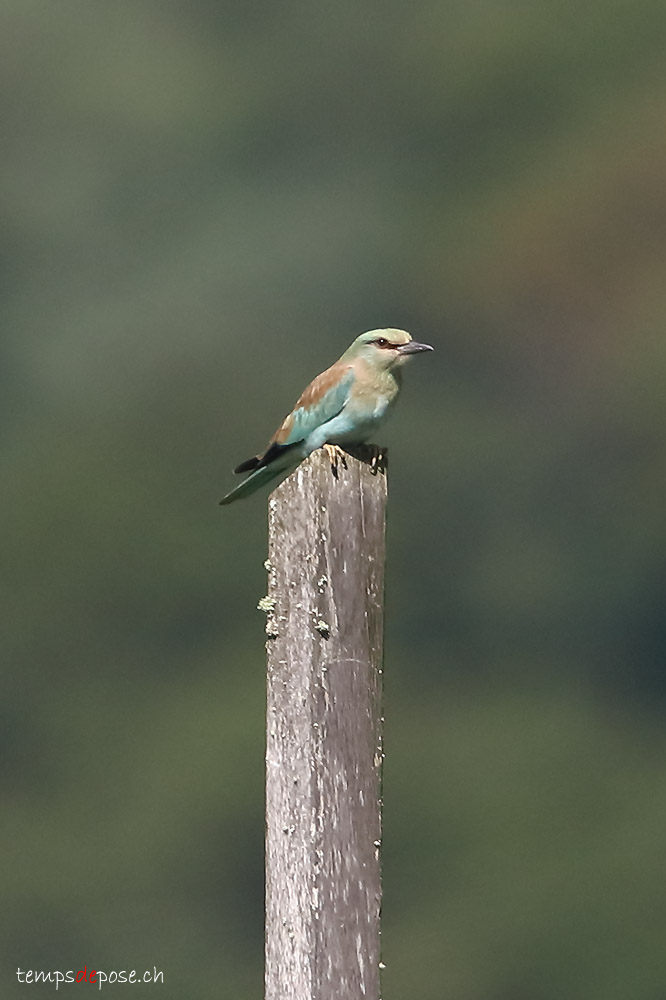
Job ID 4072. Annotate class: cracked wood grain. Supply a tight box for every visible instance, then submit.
[265,448,387,1000]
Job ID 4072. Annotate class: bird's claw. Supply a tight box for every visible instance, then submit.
[332,443,387,475]
[371,446,387,475]
[346,443,387,474]
[366,444,387,475]
[322,443,348,479]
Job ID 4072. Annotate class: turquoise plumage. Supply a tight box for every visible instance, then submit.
[220,328,433,505]
[280,368,356,447]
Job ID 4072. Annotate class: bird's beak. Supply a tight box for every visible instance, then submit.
[397,341,434,355]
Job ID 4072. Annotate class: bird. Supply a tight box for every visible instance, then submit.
[219,328,433,505]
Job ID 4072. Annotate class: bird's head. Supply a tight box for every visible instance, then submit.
[346,329,434,370]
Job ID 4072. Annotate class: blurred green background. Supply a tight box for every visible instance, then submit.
[2,1,666,997]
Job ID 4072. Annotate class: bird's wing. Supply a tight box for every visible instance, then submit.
[232,363,355,475]
[272,362,355,446]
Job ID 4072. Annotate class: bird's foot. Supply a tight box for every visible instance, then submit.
[367,443,388,475]
[344,443,387,475]
[322,443,348,479]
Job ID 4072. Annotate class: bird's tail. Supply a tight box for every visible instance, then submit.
[219,454,299,505]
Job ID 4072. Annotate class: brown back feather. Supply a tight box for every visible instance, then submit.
[272,361,353,445]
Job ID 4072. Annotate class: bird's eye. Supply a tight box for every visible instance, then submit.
[376,337,388,347]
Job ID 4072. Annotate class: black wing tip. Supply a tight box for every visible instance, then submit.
[234,456,260,474]
[234,441,300,475]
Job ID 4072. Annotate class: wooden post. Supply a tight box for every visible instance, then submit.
[263,448,387,1000]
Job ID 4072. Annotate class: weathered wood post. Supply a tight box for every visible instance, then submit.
[263,448,387,1000]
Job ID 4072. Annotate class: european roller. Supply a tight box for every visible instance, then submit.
[220,328,433,505]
